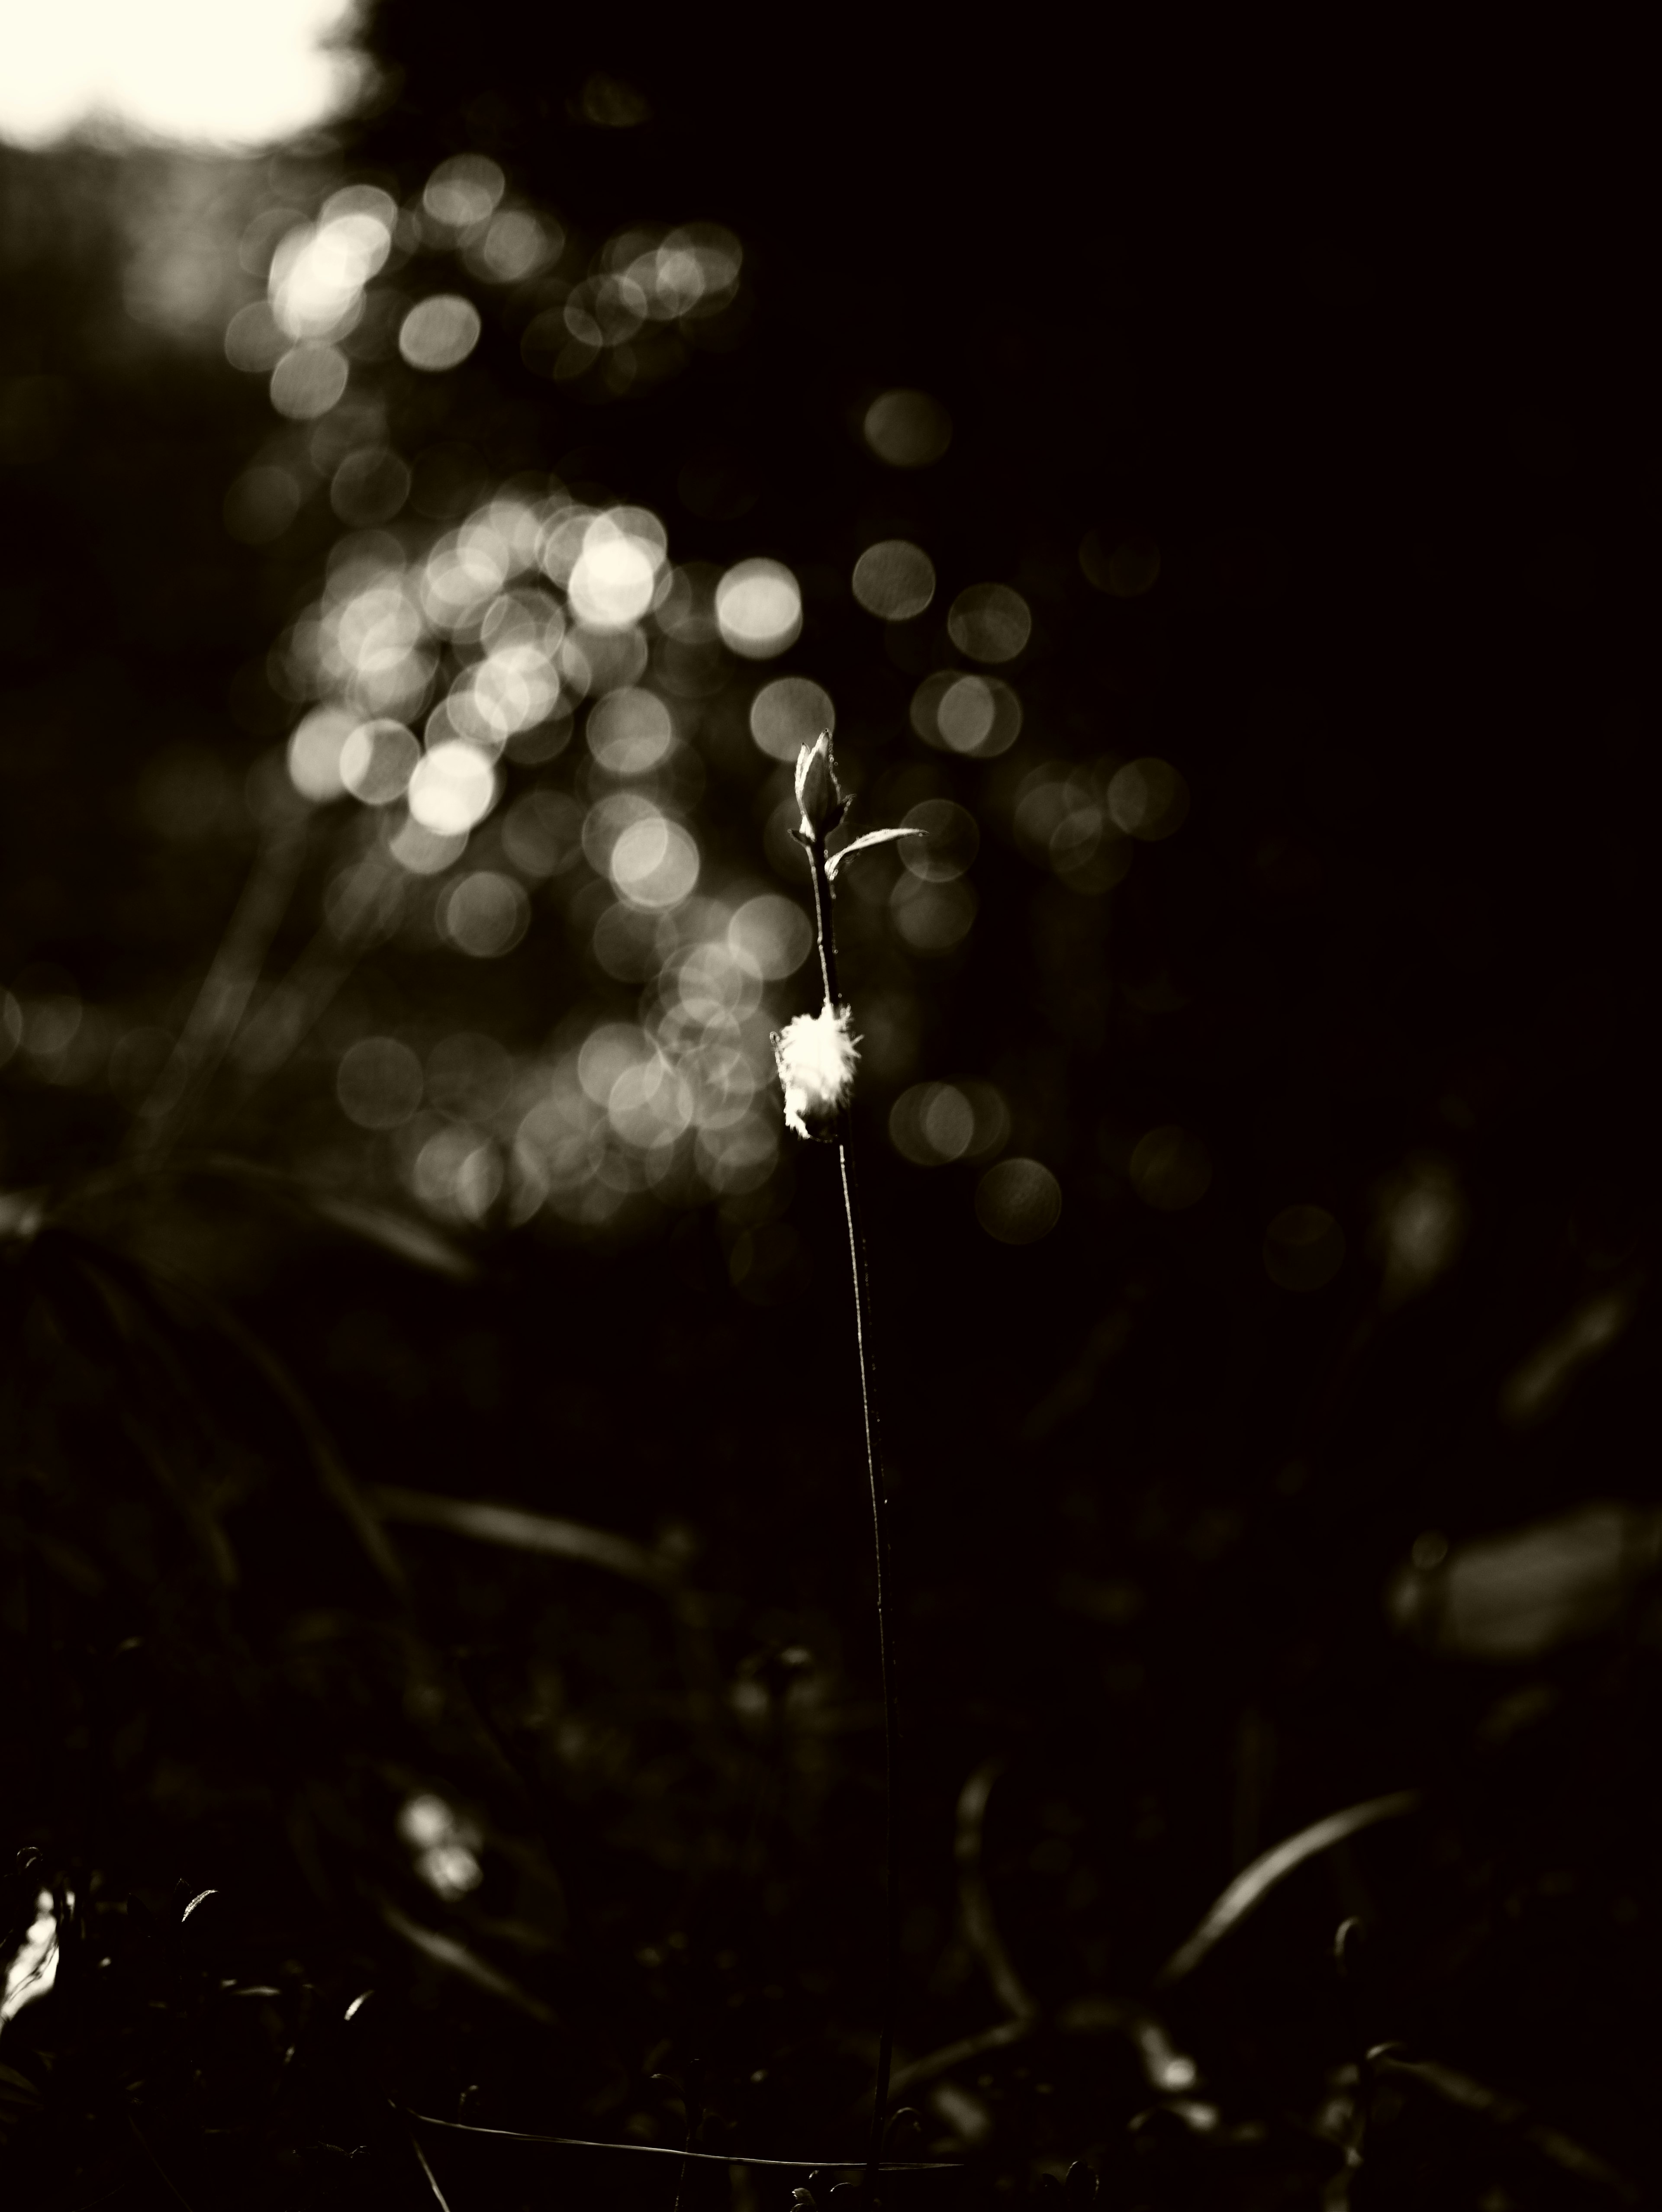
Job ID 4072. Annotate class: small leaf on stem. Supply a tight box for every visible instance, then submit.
[826,827,925,881]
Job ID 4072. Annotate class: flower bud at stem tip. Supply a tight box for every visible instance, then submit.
[795,732,841,839]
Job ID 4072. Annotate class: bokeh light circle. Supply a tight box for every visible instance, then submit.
[851,540,936,621]
[899,799,979,882]
[398,296,483,372]
[337,1037,423,1129]
[892,875,976,952]
[976,1158,1062,1244]
[389,820,467,875]
[609,815,699,909]
[271,212,389,338]
[577,1024,648,1106]
[270,342,348,420]
[909,671,1023,758]
[225,302,288,373]
[1106,758,1189,841]
[287,704,358,802]
[413,1126,503,1221]
[890,1080,1006,1166]
[407,741,497,834]
[937,676,995,752]
[715,560,802,658]
[728,894,813,979]
[478,208,557,281]
[587,688,674,775]
[424,155,506,231]
[440,870,530,957]
[1129,1126,1212,1211]
[947,584,1032,664]
[863,389,952,468]
[559,624,649,699]
[569,518,664,630]
[339,719,420,806]
[749,676,834,763]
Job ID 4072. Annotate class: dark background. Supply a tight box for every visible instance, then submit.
[1,14,1657,2208]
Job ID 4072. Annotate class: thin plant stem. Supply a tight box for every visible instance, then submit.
[805,820,901,2202]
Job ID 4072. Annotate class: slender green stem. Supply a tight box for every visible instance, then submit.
[806,832,841,1009]
[806,825,901,2202]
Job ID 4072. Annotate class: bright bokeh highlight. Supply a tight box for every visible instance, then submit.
[715,560,802,659]
[0,0,364,149]
[238,176,812,1239]
[407,742,497,835]
[749,676,834,764]
[399,296,483,373]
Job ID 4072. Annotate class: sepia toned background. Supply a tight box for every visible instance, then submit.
[1,13,1657,2206]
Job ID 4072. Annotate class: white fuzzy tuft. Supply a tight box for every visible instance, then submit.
[773,1004,859,1137]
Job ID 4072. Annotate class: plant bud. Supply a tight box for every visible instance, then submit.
[794,733,841,838]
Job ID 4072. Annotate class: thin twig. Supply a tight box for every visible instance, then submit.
[399,2103,457,2210]
[403,2112,960,2171]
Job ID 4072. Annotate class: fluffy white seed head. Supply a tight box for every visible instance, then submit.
[773,1004,859,1137]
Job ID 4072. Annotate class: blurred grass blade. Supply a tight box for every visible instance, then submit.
[180,1156,477,1281]
[954,1759,1037,2019]
[377,1898,557,2023]
[200,1297,406,1595]
[306,1194,476,1279]
[137,810,309,1152]
[883,2017,1035,2103]
[225,857,403,1091]
[0,2058,44,2145]
[1497,1278,1640,1428]
[1371,2052,1637,2202]
[39,1222,406,1596]
[1157,1790,1419,1986]
[119,1410,239,1590]
[374,1488,672,1586]
[60,1242,241,1588]
[1387,1504,1662,1662]
[1053,1998,1198,2094]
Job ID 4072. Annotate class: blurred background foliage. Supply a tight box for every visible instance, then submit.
[1,13,1659,2208]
